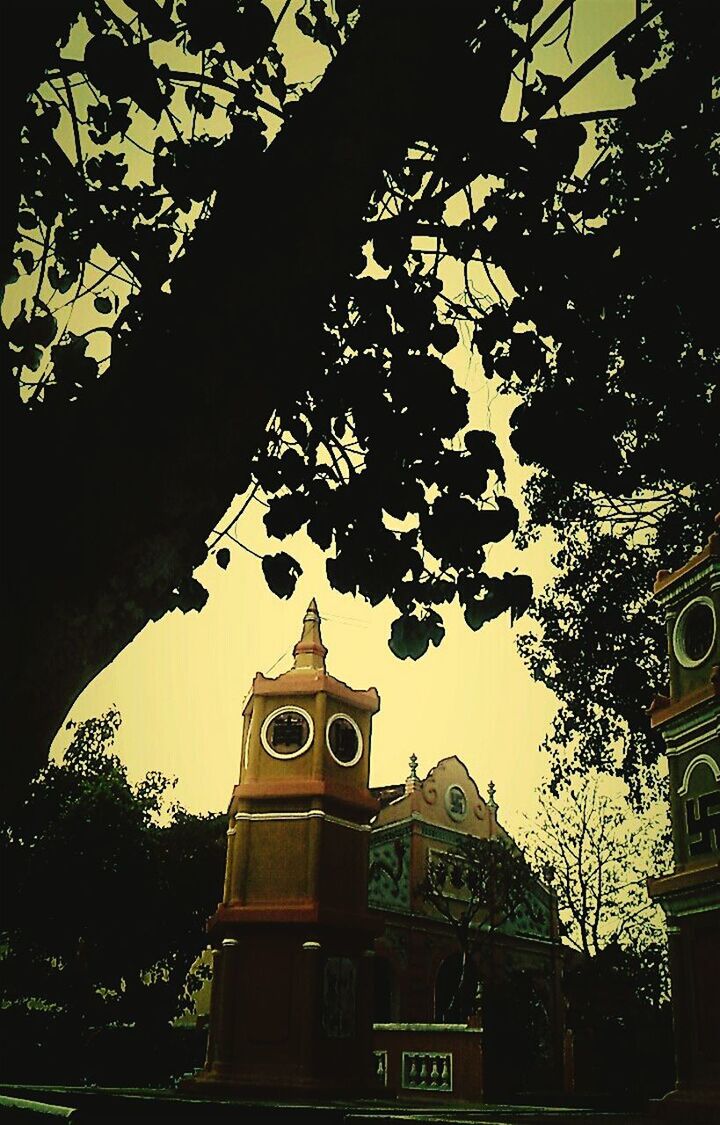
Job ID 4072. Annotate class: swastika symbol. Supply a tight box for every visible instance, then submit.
[685,791,720,857]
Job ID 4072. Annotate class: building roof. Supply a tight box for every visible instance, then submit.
[370,755,509,844]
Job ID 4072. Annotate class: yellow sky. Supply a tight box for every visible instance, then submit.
[48,2,638,836]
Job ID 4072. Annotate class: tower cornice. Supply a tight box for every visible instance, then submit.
[245,669,380,714]
[649,681,720,730]
[654,526,719,600]
[230,777,380,817]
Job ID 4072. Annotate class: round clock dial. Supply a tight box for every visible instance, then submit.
[326,714,362,766]
[673,597,716,669]
[261,706,313,759]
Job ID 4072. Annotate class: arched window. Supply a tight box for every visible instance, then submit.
[434,952,478,1022]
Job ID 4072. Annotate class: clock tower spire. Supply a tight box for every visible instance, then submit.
[291,598,327,672]
[188,599,382,1097]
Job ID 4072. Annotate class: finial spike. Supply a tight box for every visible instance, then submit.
[292,598,327,672]
[404,752,420,795]
[487,779,497,809]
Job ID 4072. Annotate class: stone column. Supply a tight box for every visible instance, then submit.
[211,937,242,1077]
[299,941,322,1080]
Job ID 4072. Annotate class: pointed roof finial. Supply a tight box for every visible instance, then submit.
[404,752,421,795]
[487,779,497,809]
[292,598,328,672]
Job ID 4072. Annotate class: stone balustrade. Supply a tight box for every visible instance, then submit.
[372,1022,482,1102]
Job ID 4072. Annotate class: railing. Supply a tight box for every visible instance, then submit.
[402,1050,452,1092]
[373,1022,482,1101]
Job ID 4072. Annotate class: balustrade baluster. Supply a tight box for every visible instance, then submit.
[400,1050,452,1091]
[420,1055,429,1084]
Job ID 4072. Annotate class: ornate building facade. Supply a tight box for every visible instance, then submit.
[369,755,567,1095]
[648,519,720,1118]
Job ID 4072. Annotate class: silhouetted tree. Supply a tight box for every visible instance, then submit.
[419,834,544,1020]
[523,779,674,1097]
[519,484,718,807]
[523,777,668,957]
[0,710,225,1080]
[564,940,673,1099]
[2,1,716,808]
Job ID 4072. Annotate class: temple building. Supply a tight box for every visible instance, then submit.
[186,599,381,1096]
[186,600,568,1100]
[648,518,720,1118]
[368,755,566,1096]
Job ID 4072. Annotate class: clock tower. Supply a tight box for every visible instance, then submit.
[188,600,382,1096]
[647,517,720,1118]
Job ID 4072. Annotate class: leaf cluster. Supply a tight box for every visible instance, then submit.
[7,0,282,404]
[518,480,718,802]
[247,228,532,647]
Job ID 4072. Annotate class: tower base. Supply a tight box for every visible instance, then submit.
[188,919,380,1098]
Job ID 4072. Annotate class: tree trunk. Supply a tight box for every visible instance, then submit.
[3,3,514,811]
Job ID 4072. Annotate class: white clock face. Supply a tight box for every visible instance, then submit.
[326,713,362,767]
[673,597,716,669]
[261,706,314,759]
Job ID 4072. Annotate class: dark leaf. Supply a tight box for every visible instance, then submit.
[430,322,460,355]
[87,100,132,145]
[50,335,98,392]
[84,35,166,120]
[507,572,533,623]
[123,0,177,40]
[295,12,314,36]
[216,547,231,570]
[17,250,35,274]
[184,86,216,118]
[264,492,309,539]
[513,0,543,24]
[463,589,508,630]
[222,0,275,68]
[614,23,663,81]
[18,344,44,372]
[464,429,506,483]
[48,263,77,294]
[262,551,303,599]
[30,313,57,348]
[172,576,209,613]
[388,612,444,661]
[86,152,128,188]
[335,0,359,20]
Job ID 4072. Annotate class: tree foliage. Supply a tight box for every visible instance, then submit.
[2,0,717,806]
[0,710,226,1049]
[510,0,719,797]
[518,487,718,804]
[520,777,674,1096]
[565,940,674,1098]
